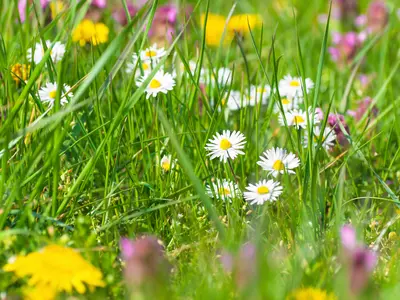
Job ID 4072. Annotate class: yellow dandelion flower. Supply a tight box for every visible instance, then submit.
[72,19,109,46]
[3,244,105,297]
[24,284,57,300]
[11,63,30,84]
[228,14,263,33]
[200,13,234,46]
[92,23,110,46]
[287,287,336,300]
[200,13,262,47]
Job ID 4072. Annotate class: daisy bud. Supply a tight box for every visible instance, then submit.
[367,1,389,33]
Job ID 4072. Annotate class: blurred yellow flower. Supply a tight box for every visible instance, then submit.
[24,285,57,300]
[227,14,263,33]
[50,1,64,19]
[72,19,109,46]
[11,63,30,84]
[200,13,262,46]
[92,23,110,45]
[3,244,105,298]
[287,287,336,300]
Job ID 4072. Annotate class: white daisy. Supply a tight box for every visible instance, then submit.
[139,44,166,61]
[274,95,301,112]
[27,40,65,65]
[243,179,283,205]
[160,155,175,172]
[205,130,246,163]
[136,70,175,99]
[38,82,72,107]
[278,108,319,130]
[278,74,314,98]
[257,147,300,177]
[211,68,233,87]
[218,90,244,111]
[247,85,271,106]
[126,53,157,76]
[206,179,240,202]
[303,126,336,151]
[173,60,198,78]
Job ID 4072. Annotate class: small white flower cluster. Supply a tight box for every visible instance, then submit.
[277,74,336,151]
[128,44,176,99]
[204,130,300,205]
[27,40,73,108]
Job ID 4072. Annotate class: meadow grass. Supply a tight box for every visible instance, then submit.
[0,0,400,299]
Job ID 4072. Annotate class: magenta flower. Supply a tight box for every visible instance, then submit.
[367,1,388,33]
[347,97,378,121]
[220,243,257,288]
[120,236,170,288]
[329,32,362,67]
[91,0,106,8]
[340,225,378,294]
[327,112,350,147]
[112,4,137,26]
[332,0,359,22]
[149,4,178,44]
[18,0,50,22]
[355,14,367,27]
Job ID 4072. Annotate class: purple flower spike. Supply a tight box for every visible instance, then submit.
[328,113,350,147]
[155,5,178,24]
[18,0,50,22]
[120,235,170,288]
[120,238,135,259]
[367,1,388,33]
[220,242,257,289]
[341,224,357,250]
[113,4,137,25]
[332,0,359,22]
[347,97,378,122]
[92,0,107,8]
[340,224,378,295]
[329,32,362,67]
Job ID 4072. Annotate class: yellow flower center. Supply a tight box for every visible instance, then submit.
[142,63,149,70]
[145,50,157,57]
[290,80,300,87]
[272,160,284,171]
[313,134,325,143]
[220,138,232,150]
[282,98,290,105]
[49,90,57,99]
[218,188,231,196]
[256,87,266,93]
[221,98,226,106]
[149,79,162,89]
[257,186,269,194]
[293,115,305,125]
[162,161,170,171]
